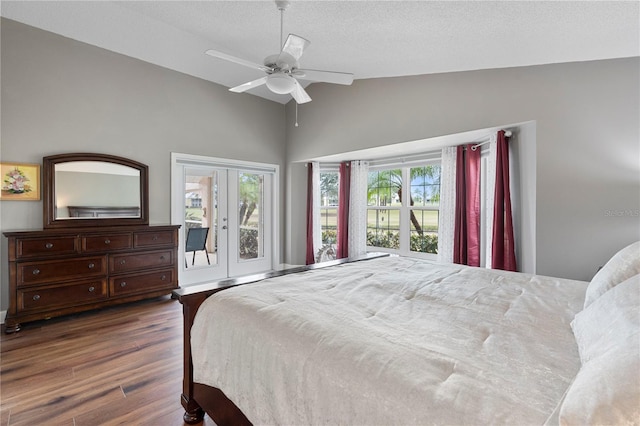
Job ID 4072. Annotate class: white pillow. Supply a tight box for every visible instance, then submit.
[559,274,640,425]
[583,241,640,309]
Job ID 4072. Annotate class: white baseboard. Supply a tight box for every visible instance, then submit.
[274,263,303,270]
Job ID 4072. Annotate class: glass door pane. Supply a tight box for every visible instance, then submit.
[228,171,272,277]
[237,172,264,260]
[184,168,218,268]
[181,167,228,283]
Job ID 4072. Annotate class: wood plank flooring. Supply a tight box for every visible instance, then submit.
[0,296,216,425]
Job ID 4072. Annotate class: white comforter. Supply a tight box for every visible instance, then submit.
[191,256,588,425]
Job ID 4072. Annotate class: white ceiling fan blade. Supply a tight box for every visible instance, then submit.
[230,77,268,93]
[291,80,312,104]
[295,69,354,85]
[279,34,310,63]
[205,49,271,72]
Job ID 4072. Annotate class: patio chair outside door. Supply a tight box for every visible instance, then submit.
[185,227,210,267]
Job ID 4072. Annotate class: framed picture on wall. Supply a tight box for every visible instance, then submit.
[0,162,41,201]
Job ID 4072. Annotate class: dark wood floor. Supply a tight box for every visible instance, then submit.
[0,296,216,426]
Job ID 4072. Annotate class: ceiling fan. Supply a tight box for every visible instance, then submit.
[205,0,354,104]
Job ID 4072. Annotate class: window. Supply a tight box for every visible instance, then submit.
[367,169,402,249]
[318,170,339,260]
[367,164,441,257]
[314,159,441,261]
[408,165,440,254]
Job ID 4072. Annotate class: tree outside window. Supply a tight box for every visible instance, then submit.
[367,169,402,249]
[409,165,440,254]
[319,171,339,259]
[238,173,263,259]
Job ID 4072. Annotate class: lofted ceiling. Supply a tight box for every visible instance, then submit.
[1,1,639,105]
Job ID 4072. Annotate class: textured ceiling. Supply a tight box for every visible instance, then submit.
[2,1,639,104]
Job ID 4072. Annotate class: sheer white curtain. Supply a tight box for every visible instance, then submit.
[484,136,497,268]
[311,161,322,258]
[348,160,369,257]
[438,147,457,263]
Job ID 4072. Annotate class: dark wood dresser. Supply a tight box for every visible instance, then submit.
[3,224,180,333]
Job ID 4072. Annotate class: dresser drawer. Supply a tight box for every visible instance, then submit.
[18,279,108,312]
[134,230,176,248]
[109,250,173,273]
[110,269,176,296]
[81,233,132,253]
[15,236,78,259]
[17,256,107,286]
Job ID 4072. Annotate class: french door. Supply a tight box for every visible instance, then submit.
[171,153,276,286]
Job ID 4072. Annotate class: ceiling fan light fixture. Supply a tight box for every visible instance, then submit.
[205,0,353,103]
[266,73,296,94]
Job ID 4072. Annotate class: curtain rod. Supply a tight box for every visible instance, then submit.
[471,130,512,151]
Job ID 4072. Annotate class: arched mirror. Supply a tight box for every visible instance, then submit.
[43,153,149,228]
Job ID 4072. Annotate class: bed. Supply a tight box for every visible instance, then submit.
[173,242,640,425]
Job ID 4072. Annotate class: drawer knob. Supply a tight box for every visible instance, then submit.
[120,282,127,287]
[120,260,126,265]
[152,236,158,241]
[160,256,165,260]
[33,294,40,301]
[32,268,40,275]
[104,239,111,244]
[45,243,54,249]
[88,263,95,269]
[88,286,95,292]
[161,275,167,280]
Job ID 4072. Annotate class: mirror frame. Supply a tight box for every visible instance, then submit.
[43,153,149,229]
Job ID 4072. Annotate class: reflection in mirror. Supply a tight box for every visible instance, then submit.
[43,152,149,229]
[54,161,141,219]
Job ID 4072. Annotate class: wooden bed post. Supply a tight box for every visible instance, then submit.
[177,292,208,424]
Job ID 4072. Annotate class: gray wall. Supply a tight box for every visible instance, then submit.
[285,58,640,281]
[0,19,286,311]
[511,121,537,275]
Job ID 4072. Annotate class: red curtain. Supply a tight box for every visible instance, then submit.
[454,144,481,266]
[305,163,315,265]
[492,131,517,271]
[336,162,351,259]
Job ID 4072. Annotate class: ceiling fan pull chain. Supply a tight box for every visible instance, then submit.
[295,101,299,127]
